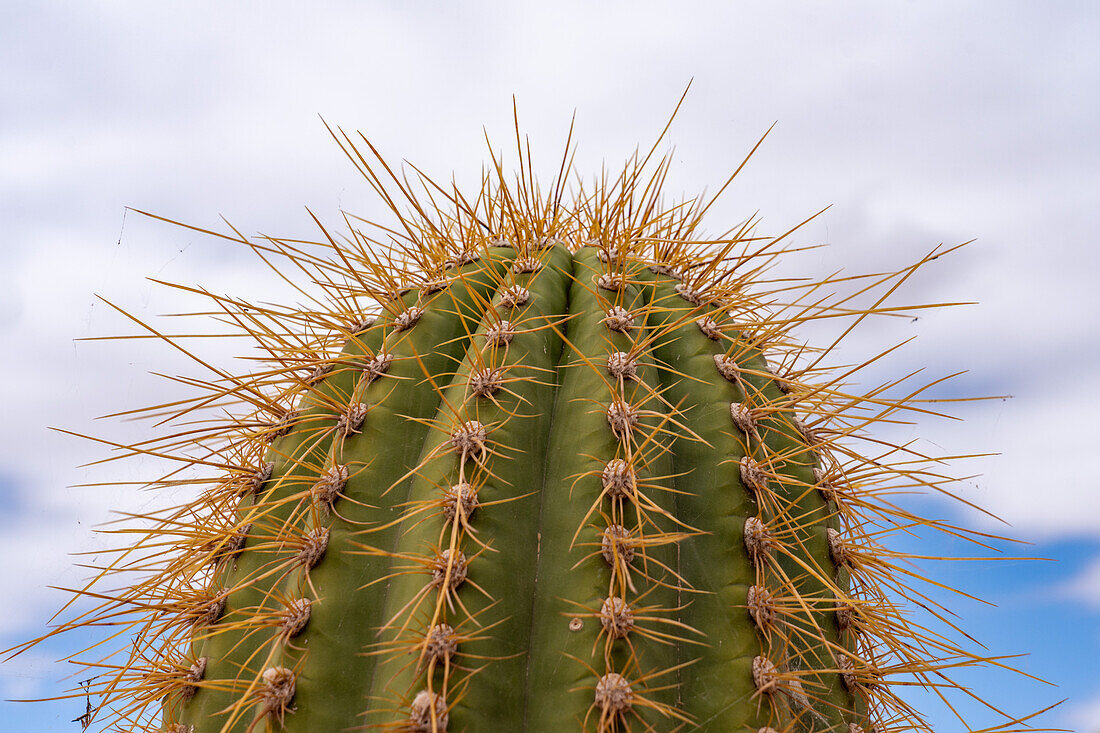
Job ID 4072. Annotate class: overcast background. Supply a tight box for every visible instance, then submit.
[2,2,1098,731]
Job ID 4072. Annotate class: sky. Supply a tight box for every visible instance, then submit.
[1,2,1098,731]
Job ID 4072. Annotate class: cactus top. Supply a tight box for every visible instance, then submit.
[6,124,1028,733]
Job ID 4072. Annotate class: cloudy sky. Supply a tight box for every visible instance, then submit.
[2,2,1098,731]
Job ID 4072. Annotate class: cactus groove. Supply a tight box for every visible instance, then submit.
[7,118,1031,733]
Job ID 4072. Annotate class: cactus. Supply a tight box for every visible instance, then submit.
[8,118,1030,733]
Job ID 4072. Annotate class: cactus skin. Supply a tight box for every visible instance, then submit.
[7,122,1029,733]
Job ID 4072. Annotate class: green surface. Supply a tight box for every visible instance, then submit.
[174,251,513,732]
[172,247,863,732]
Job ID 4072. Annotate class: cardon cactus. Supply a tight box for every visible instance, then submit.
[10,119,1024,733]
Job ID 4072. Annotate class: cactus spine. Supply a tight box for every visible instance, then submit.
[9,121,1021,733]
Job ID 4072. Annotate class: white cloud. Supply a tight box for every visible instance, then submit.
[1068,688,1100,733]
[868,372,1100,539]
[1061,556,1100,610]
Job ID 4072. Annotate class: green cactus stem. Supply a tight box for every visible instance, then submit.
[6,118,1030,733]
